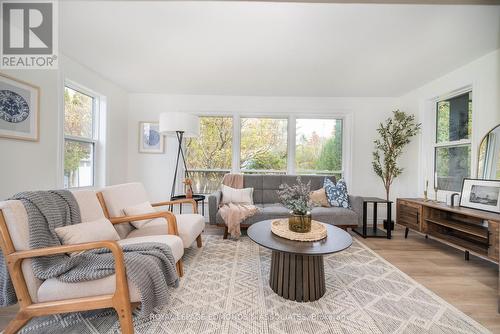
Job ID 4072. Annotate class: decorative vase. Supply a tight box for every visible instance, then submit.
[288,211,312,233]
[186,187,193,199]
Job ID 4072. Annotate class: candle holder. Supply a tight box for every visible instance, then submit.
[424,180,429,201]
[434,186,438,201]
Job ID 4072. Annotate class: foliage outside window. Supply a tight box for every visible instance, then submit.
[295,119,342,179]
[434,91,472,192]
[64,86,97,188]
[186,117,233,194]
[240,118,288,173]
[185,116,346,194]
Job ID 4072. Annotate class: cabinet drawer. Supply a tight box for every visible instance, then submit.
[397,203,420,230]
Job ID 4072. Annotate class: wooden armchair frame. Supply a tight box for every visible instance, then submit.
[96,193,190,275]
[0,210,135,334]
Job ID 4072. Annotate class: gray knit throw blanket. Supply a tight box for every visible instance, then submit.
[0,190,178,315]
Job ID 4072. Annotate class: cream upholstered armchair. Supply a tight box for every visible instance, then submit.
[0,190,184,334]
[97,183,205,251]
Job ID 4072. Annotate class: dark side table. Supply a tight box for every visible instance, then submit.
[170,194,206,216]
[352,197,392,239]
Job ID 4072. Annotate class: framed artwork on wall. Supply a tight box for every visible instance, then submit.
[460,178,500,214]
[139,121,164,153]
[0,73,40,141]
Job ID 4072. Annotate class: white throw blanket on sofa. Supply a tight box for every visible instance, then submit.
[219,174,259,239]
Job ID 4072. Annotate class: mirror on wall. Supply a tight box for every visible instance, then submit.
[478,124,500,180]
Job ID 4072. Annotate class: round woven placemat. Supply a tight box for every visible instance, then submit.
[271,219,327,241]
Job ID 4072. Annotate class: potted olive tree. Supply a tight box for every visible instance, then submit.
[372,110,421,229]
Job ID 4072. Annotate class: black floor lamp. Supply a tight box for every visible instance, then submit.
[159,112,200,199]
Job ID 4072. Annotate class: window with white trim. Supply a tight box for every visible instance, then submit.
[63,86,99,188]
[185,115,347,194]
[240,117,288,174]
[295,118,343,178]
[434,91,472,192]
[186,116,233,194]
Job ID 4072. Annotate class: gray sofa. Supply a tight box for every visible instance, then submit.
[208,175,363,233]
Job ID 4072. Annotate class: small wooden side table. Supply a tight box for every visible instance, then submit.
[352,197,393,239]
[170,194,206,215]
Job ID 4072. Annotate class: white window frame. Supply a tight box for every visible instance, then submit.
[432,87,472,192]
[184,112,352,194]
[63,81,100,189]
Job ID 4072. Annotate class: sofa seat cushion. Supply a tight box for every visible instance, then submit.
[311,207,358,226]
[37,234,184,303]
[126,214,204,248]
[119,235,184,262]
[38,274,141,303]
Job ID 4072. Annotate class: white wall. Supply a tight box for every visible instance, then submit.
[127,95,420,203]
[0,70,60,199]
[399,49,500,200]
[2,47,496,210]
[0,54,129,199]
[127,50,499,214]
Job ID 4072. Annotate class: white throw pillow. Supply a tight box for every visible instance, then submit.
[123,202,156,228]
[55,218,120,256]
[221,185,254,205]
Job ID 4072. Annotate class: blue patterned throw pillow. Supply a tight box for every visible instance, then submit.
[324,178,350,208]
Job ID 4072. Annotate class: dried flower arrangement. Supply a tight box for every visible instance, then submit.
[277,176,312,215]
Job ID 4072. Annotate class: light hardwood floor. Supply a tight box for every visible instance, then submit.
[1,224,499,332]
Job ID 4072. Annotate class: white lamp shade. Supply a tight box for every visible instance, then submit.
[159,112,199,138]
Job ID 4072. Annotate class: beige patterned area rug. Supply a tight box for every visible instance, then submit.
[20,236,490,334]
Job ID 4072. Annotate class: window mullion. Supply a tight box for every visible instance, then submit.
[288,115,296,175]
[233,114,241,173]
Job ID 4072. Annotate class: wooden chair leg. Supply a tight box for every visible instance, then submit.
[223,226,229,239]
[196,234,202,248]
[3,311,32,334]
[114,306,134,334]
[176,260,184,277]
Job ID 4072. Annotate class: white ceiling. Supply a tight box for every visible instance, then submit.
[60,1,500,97]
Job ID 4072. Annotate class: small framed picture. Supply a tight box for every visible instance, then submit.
[0,73,40,141]
[460,178,500,214]
[139,121,164,153]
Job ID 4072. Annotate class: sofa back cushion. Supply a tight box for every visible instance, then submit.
[71,189,107,223]
[100,182,150,238]
[243,175,336,204]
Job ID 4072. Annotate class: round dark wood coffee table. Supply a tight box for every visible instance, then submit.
[247,220,352,302]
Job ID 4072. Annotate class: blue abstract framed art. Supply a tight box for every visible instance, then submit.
[139,121,164,153]
[0,73,40,141]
